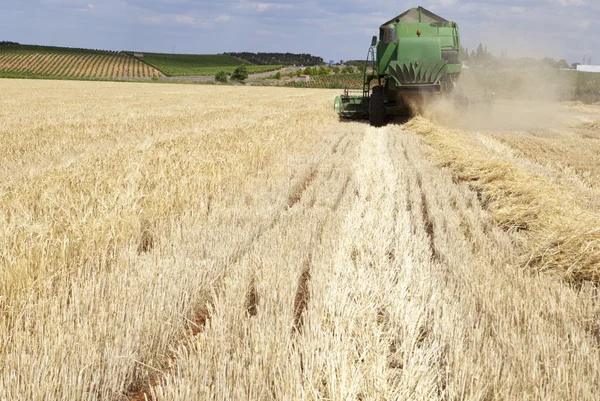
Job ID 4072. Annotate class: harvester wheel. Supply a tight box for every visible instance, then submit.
[369,85,385,127]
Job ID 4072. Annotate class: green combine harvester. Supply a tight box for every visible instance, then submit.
[334,6,462,126]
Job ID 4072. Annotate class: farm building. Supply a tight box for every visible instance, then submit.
[577,65,600,73]
[134,52,144,58]
[299,75,310,83]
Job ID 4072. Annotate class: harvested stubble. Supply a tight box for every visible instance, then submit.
[1,80,600,401]
[406,115,600,282]
[151,124,600,401]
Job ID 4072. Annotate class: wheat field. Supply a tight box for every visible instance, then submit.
[1,79,600,400]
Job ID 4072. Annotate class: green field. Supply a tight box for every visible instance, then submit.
[285,74,364,89]
[129,52,282,76]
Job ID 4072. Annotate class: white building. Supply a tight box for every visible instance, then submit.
[299,75,310,83]
[577,65,600,73]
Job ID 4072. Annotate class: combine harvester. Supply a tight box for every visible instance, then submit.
[334,7,463,126]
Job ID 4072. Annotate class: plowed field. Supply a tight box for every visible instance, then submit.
[1,79,600,401]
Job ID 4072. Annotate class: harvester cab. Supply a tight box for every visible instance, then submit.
[334,6,463,126]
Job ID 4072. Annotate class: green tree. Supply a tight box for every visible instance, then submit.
[318,65,331,76]
[556,59,569,69]
[215,71,228,83]
[274,72,281,79]
[542,57,558,68]
[231,65,248,82]
[476,43,485,59]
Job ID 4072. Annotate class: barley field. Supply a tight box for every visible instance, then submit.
[1,79,600,400]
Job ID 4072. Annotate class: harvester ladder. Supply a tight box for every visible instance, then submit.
[362,46,377,99]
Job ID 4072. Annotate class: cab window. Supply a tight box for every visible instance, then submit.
[381,27,397,44]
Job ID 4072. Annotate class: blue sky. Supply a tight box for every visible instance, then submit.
[0,0,597,64]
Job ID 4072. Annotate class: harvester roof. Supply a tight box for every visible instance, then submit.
[382,6,448,26]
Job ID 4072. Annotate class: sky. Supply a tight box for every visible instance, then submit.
[0,0,597,65]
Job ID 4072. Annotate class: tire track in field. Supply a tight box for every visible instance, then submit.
[144,125,361,400]
[291,172,354,338]
[129,130,354,400]
[302,125,485,398]
[299,124,530,398]
[293,138,356,319]
[298,125,429,399]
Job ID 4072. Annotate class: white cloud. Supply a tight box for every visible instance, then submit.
[216,14,230,22]
[555,0,586,5]
[235,0,294,13]
[138,15,162,24]
[175,15,194,25]
[73,1,94,12]
[577,19,591,30]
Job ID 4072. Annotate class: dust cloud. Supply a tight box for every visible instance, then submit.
[420,67,577,132]
[424,97,570,132]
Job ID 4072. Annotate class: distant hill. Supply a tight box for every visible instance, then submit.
[226,52,323,66]
[128,52,282,77]
[0,44,163,79]
[0,44,283,80]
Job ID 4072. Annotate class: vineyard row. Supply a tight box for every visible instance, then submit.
[0,51,164,79]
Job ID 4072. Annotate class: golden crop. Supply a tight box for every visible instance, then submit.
[1,80,599,400]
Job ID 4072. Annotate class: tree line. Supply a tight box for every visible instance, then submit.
[225,52,323,66]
